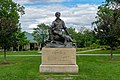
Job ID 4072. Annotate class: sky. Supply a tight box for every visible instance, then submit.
[13,0,105,33]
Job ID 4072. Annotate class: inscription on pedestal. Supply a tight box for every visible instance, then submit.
[42,48,76,65]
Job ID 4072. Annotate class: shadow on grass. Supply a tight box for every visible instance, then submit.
[106,58,120,62]
[0,62,17,65]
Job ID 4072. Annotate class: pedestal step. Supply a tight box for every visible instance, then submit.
[40,65,78,73]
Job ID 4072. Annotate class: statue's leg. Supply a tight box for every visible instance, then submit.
[64,37,67,46]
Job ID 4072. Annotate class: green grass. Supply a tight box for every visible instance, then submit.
[0,56,120,80]
[78,50,120,54]
[0,50,120,55]
[76,47,95,51]
[0,51,40,55]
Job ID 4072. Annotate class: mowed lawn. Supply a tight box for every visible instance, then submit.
[78,50,120,54]
[0,51,39,55]
[0,56,120,80]
[0,49,120,55]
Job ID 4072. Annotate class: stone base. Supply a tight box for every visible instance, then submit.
[40,65,78,73]
[39,48,79,73]
[42,48,76,65]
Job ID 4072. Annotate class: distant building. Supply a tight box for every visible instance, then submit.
[0,32,39,51]
[24,32,39,50]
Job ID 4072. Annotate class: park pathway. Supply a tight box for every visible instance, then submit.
[0,54,120,57]
[76,49,101,53]
[0,49,120,56]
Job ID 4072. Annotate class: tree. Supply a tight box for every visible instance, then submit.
[67,27,84,47]
[83,29,96,47]
[16,31,29,51]
[32,23,48,49]
[92,0,120,59]
[67,27,77,43]
[10,31,29,51]
[67,27,97,48]
[0,0,24,63]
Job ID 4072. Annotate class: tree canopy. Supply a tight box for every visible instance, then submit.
[0,0,25,63]
[67,27,97,48]
[32,23,48,48]
[92,0,120,59]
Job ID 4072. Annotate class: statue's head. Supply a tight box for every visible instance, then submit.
[55,12,61,18]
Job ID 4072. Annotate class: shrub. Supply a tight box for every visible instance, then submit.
[34,47,38,50]
[76,47,91,51]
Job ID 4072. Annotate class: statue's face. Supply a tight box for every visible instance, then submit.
[55,12,61,18]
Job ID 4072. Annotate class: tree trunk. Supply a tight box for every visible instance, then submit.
[12,47,14,51]
[110,47,113,60]
[18,46,19,51]
[4,48,7,63]
[21,46,23,51]
[38,43,41,51]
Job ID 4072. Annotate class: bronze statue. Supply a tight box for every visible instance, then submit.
[45,12,72,48]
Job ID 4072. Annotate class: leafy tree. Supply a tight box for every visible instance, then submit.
[92,0,120,59]
[68,27,97,48]
[10,31,29,51]
[67,27,77,43]
[16,31,29,51]
[32,23,48,49]
[75,32,84,47]
[83,29,96,47]
[0,0,24,63]
[67,27,84,47]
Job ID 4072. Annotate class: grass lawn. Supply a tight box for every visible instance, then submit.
[78,50,120,54]
[0,49,120,55]
[0,56,120,80]
[0,51,39,55]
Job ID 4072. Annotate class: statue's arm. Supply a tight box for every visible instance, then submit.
[62,21,69,35]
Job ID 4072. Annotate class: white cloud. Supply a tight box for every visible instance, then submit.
[17,3,98,33]
[29,24,38,28]
[13,0,69,4]
[13,0,31,4]
[29,0,69,3]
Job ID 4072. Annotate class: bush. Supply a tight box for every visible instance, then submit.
[106,47,111,50]
[90,43,99,49]
[76,47,91,51]
[34,47,38,50]
[22,49,28,51]
[84,41,91,47]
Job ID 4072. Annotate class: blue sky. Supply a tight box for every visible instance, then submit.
[24,0,105,7]
[13,0,106,32]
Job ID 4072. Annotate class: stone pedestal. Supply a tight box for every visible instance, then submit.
[39,48,78,73]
